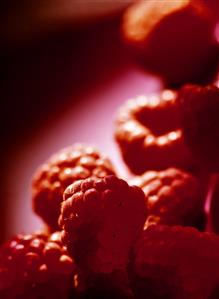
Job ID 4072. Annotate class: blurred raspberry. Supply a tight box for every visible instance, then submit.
[122,0,219,86]
[179,84,219,172]
[32,144,116,231]
[210,176,219,234]
[131,168,207,230]
[130,225,219,299]
[59,175,147,274]
[201,0,219,21]
[115,90,196,174]
[0,231,76,299]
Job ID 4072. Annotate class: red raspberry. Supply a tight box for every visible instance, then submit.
[115,90,196,174]
[59,175,147,274]
[179,84,219,172]
[130,225,219,299]
[32,144,115,231]
[131,168,207,230]
[122,0,218,86]
[0,231,76,299]
[75,271,134,299]
[210,177,219,234]
[202,0,219,21]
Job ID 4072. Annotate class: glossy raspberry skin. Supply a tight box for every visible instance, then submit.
[130,225,219,299]
[179,84,219,172]
[59,175,147,274]
[115,90,196,174]
[131,168,207,230]
[122,0,219,87]
[32,144,115,231]
[0,231,76,299]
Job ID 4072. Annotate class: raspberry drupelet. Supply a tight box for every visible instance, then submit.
[130,225,219,299]
[115,90,196,174]
[32,144,116,231]
[0,231,76,299]
[59,175,147,274]
[131,168,207,230]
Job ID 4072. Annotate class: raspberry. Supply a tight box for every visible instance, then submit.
[210,177,219,234]
[179,84,219,172]
[32,144,115,231]
[131,168,207,230]
[115,90,196,174]
[75,271,134,299]
[130,225,219,299]
[59,175,147,274]
[0,231,76,299]
[122,0,219,86]
[202,0,219,21]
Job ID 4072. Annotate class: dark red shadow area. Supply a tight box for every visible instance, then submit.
[1,16,135,243]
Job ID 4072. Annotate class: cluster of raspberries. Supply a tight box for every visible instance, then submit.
[32,144,115,231]
[2,1,219,298]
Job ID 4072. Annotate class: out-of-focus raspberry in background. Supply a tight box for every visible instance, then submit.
[1,0,218,243]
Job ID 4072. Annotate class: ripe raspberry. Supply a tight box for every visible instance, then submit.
[179,84,219,172]
[75,271,134,299]
[202,0,219,21]
[115,90,196,174]
[59,175,147,274]
[130,225,219,299]
[0,231,76,299]
[32,144,115,231]
[131,168,207,230]
[122,0,218,86]
[210,177,219,234]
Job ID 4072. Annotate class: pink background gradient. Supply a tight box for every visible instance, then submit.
[7,69,160,237]
[4,20,161,239]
